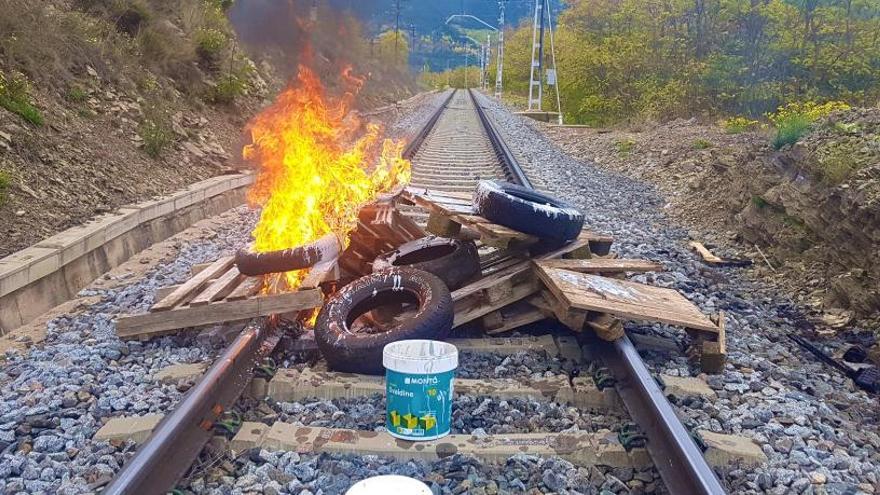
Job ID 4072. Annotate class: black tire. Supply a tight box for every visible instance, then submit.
[235,234,339,276]
[474,180,584,243]
[314,267,453,375]
[372,236,481,290]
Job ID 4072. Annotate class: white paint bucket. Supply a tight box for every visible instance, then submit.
[382,339,458,441]
[345,475,432,494]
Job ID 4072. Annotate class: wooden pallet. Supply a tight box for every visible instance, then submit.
[401,186,615,253]
[115,257,325,340]
[527,262,726,371]
[452,233,598,328]
[534,262,721,336]
[339,202,426,276]
[401,187,537,248]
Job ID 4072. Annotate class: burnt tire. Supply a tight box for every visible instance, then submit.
[314,267,453,375]
[474,180,584,243]
[235,234,339,276]
[373,236,480,290]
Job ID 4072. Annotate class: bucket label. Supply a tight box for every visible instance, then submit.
[385,369,454,440]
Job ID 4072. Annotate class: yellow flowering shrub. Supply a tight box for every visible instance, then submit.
[767,101,850,149]
[722,116,760,134]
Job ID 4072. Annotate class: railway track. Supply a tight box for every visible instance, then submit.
[104,88,727,494]
[407,91,509,193]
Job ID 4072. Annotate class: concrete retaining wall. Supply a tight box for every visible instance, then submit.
[0,173,253,334]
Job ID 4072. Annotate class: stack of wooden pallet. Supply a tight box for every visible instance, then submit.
[115,186,726,372]
[400,187,725,372]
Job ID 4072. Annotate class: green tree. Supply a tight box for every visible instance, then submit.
[496,0,880,125]
[376,30,410,68]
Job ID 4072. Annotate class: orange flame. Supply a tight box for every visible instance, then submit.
[243,65,410,290]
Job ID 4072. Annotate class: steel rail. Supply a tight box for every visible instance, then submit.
[597,336,727,494]
[103,321,282,495]
[468,88,725,495]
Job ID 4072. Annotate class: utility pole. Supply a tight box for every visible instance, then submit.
[485,33,491,90]
[465,49,469,88]
[476,41,483,89]
[393,0,402,57]
[410,24,417,51]
[495,0,506,98]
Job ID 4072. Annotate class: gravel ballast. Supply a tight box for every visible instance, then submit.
[0,207,257,494]
[3,90,877,495]
[475,92,880,495]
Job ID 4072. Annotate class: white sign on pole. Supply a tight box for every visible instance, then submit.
[546,69,557,86]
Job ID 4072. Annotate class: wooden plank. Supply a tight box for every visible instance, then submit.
[701,312,727,373]
[537,259,663,274]
[446,234,599,328]
[527,293,555,317]
[535,266,719,333]
[300,259,339,289]
[483,302,547,335]
[426,211,462,237]
[471,222,538,248]
[390,209,426,241]
[348,229,383,260]
[540,289,588,332]
[190,267,244,306]
[438,212,538,248]
[538,237,591,260]
[339,250,372,277]
[403,187,474,207]
[452,260,531,302]
[191,263,213,276]
[116,289,324,339]
[428,190,473,201]
[362,207,413,248]
[689,241,724,264]
[226,277,263,301]
[480,245,523,267]
[482,256,525,278]
[454,279,541,327]
[152,257,235,311]
[586,313,625,341]
[580,230,615,244]
[451,214,490,225]
[410,194,474,215]
[155,285,180,302]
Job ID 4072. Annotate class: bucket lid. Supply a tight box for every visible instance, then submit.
[345,475,432,495]
[383,340,458,374]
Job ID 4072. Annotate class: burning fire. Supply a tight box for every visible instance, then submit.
[244,65,411,290]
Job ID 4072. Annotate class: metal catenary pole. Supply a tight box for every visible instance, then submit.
[495,0,506,98]
[485,33,491,90]
[527,0,544,110]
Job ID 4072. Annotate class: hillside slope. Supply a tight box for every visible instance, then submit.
[0,0,417,259]
[0,0,278,258]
